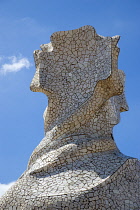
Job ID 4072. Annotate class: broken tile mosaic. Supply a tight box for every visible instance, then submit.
[0,25,139,210]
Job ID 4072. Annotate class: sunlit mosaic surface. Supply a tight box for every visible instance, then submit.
[0,25,139,210]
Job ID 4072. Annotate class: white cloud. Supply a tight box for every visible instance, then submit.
[0,55,31,74]
[0,182,15,197]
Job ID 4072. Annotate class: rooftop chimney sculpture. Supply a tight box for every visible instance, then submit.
[0,25,139,209]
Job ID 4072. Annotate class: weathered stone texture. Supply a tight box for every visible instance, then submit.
[0,25,139,209]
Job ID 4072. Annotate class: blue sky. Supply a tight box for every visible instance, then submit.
[0,0,140,195]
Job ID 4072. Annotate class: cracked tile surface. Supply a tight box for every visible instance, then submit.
[0,25,139,210]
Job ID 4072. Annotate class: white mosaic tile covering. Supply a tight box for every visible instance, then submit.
[0,25,139,209]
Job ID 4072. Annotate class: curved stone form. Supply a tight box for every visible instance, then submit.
[0,25,139,209]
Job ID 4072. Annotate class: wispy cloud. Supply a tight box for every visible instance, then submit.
[0,182,15,197]
[0,55,31,74]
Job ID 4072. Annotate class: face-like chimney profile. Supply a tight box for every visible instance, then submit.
[0,25,139,210]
